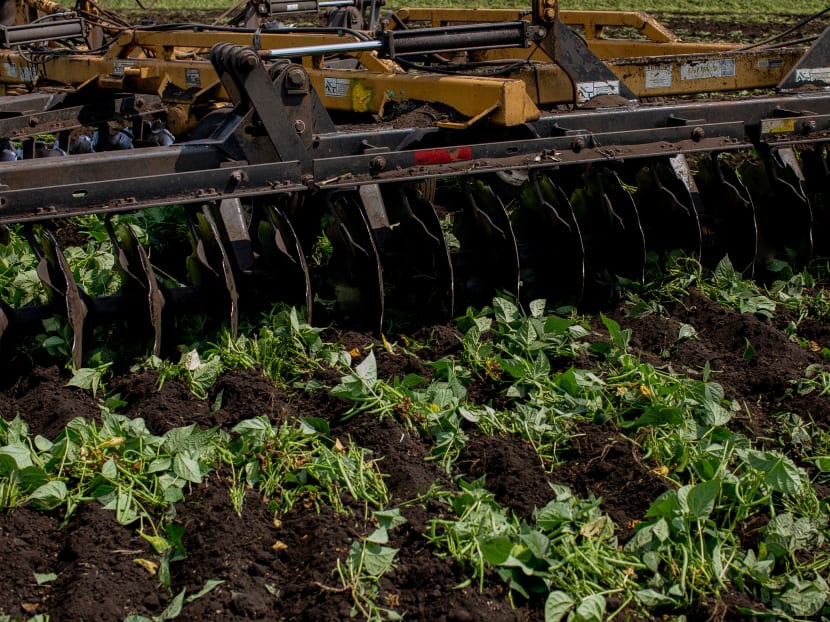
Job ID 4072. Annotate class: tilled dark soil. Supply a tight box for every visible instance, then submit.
[1,285,828,621]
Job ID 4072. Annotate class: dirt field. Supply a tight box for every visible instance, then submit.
[2,9,830,622]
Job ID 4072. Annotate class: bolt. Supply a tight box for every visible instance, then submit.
[237,49,260,71]
[287,67,306,89]
[570,137,585,153]
[302,174,314,187]
[134,97,145,109]
[229,170,245,183]
[691,126,705,142]
[294,119,306,134]
[370,156,387,174]
[802,119,817,134]
[28,116,38,128]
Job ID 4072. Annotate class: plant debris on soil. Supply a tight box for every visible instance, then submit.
[3,9,830,622]
[2,264,830,621]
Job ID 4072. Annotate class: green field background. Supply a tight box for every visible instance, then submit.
[104,0,830,16]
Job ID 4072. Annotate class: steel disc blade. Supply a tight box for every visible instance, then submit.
[373,182,455,325]
[323,190,385,332]
[738,148,813,268]
[693,154,758,275]
[451,177,520,311]
[633,156,703,261]
[513,174,585,308]
[570,166,646,304]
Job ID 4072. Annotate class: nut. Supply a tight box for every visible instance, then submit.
[370,156,387,174]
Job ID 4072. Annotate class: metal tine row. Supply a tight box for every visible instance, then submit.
[309,146,823,330]
[0,143,825,368]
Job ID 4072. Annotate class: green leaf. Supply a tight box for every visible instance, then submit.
[157,587,186,621]
[185,579,224,604]
[162,425,216,454]
[481,536,513,565]
[544,590,575,622]
[359,542,398,577]
[66,367,104,396]
[635,588,675,607]
[27,480,67,509]
[373,508,406,531]
[544,315,574,336]
[573,593,605,622]
[619,406,684,429]
[745,449,804,495]
[173,453,203,484]
[493,297,519,323]
[354,350,377,385]
[777,575,829,617]
[600,314,631,351]
[742,338,757,360]
[677,323,698,342]
[528,299,546,318]
[713,255,737,283]
[0,444,33,470]
[685,479,720,520]
[531,351,551,379]
[34,572,57,585]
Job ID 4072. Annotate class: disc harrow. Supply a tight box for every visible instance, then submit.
[0,0,829,367]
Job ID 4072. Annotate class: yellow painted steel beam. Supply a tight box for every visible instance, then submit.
[308,70,540,126]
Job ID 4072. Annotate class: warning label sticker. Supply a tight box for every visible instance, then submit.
[576,80,620,102]
[645,65,672,89]
[796,67,830,84]
[324,77,350,97]
[680,59,735,81]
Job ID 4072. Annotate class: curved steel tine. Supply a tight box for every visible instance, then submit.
[262,203,313,324]
[693,154,758,275]
[738,147,813,268]
[455,177,520,310]
[184,207,220,282]
[325,189,385,332]
[37,228,89,369]
[514,173,585,308]
[185,204,241,337]
[105,215,166,357]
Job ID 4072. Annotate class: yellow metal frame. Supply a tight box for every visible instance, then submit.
[0,2,812,130]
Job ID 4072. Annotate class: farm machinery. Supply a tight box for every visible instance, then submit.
[0,0,828,366]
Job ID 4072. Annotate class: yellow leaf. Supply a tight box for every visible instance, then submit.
[272,540,289,551]
[348,347,361,358]
[99,436,125,448]
[133,558,158,575]
[334,438,346,452]
[381,333,396,355]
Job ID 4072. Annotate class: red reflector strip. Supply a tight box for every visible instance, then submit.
[413,147,472,165]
